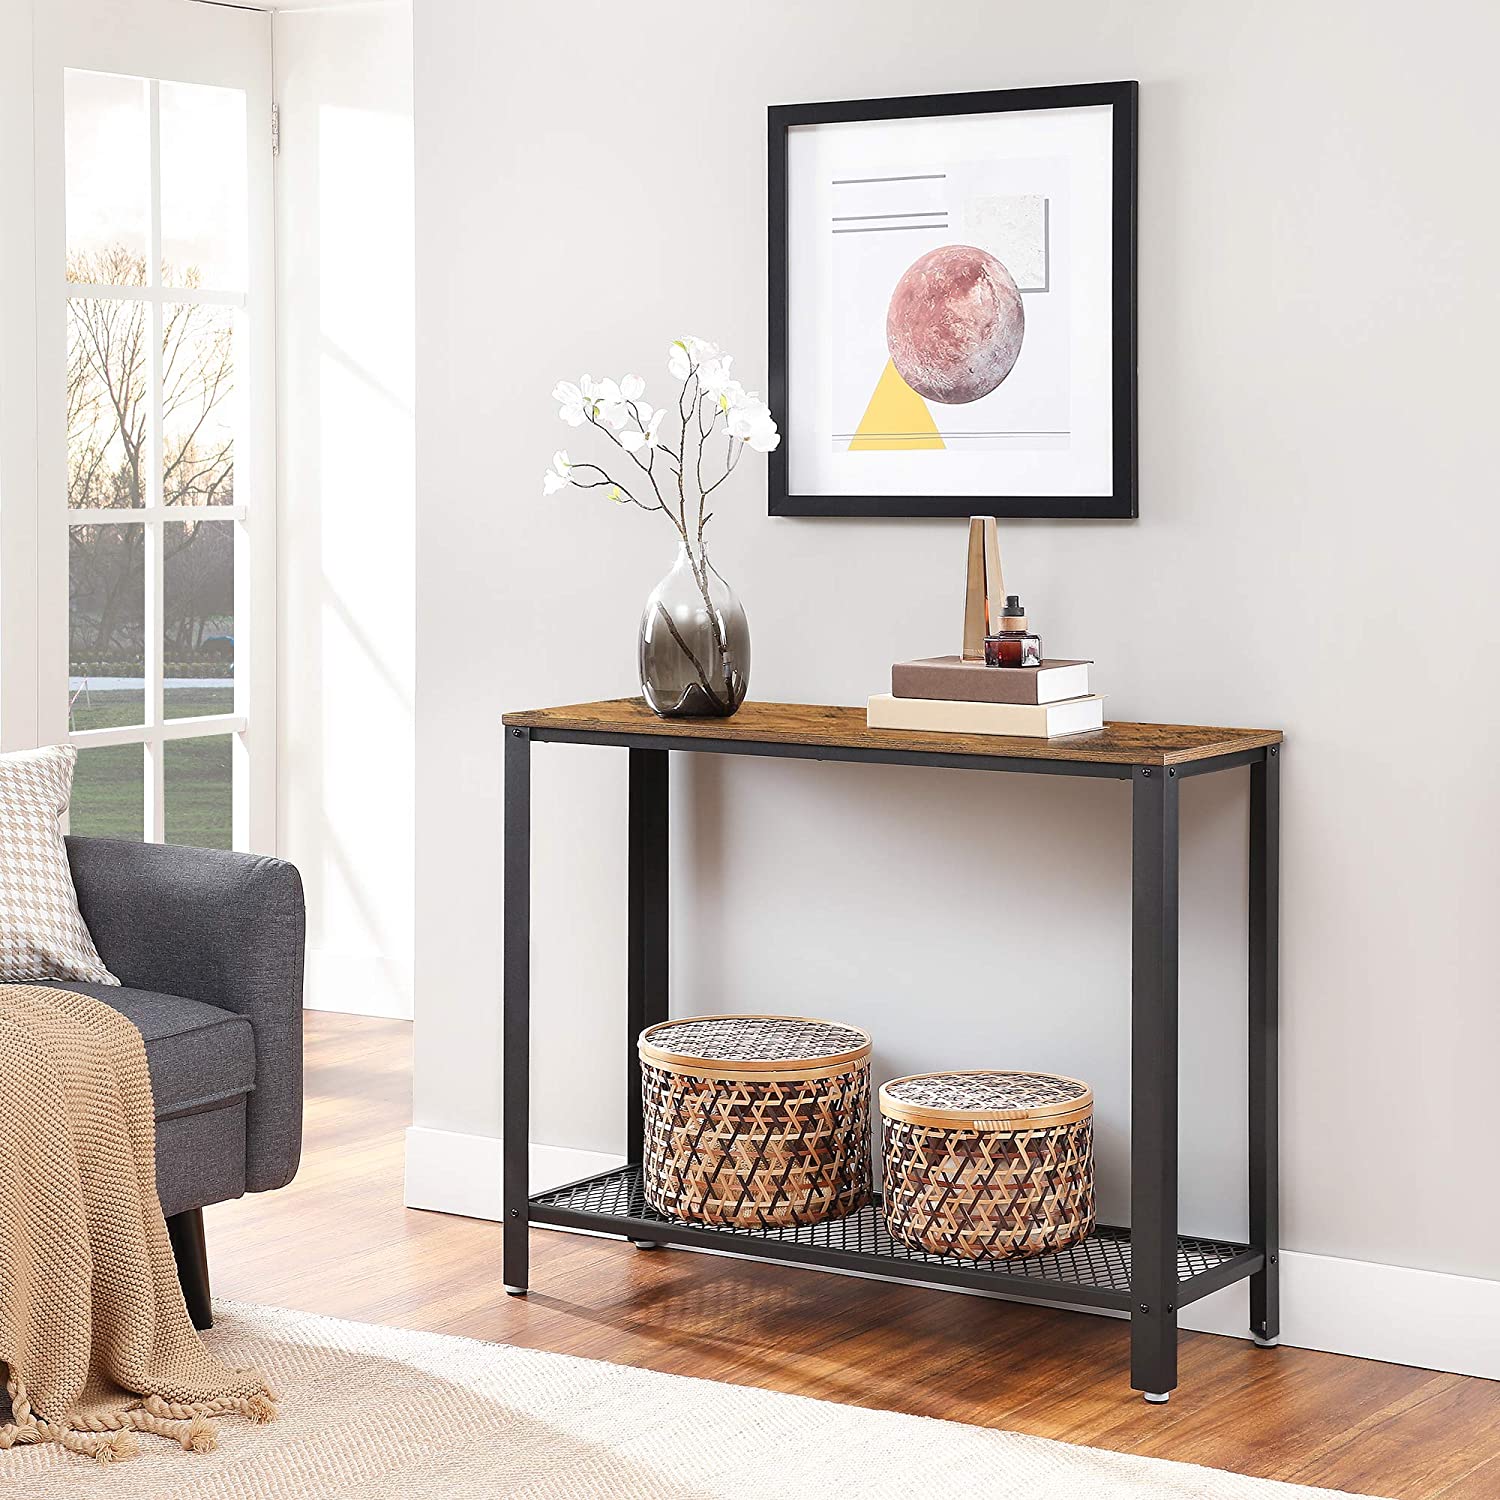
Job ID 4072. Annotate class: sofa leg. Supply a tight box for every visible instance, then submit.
[167,1208,213,1331]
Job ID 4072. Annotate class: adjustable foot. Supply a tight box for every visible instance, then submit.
[631,1239,660,1250]
[1143,1391,1171,1405]
[503,1285,528,1298]
[1252,1334,1280,1348]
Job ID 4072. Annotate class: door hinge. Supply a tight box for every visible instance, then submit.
[271,103,280,158]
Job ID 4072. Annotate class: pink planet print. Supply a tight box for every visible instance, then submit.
[885,245,1025,405]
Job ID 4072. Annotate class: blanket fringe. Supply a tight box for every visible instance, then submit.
[143,1389,278,1424]
[3,1373,275,1463]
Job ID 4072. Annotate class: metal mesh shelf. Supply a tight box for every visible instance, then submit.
[529,1165,1259,1310]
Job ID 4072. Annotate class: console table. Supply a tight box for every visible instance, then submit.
[500,698,1283,1402]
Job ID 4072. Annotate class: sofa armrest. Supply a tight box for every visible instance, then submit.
[65,835,305,1193]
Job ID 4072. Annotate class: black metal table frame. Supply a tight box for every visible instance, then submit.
[502,721,1281,1402]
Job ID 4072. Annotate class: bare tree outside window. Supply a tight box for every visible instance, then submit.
[67,247,235,670]
[67,246,237,848]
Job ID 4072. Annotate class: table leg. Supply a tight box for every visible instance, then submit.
[1249,747,1281,1345]
[503,727,532,1296]
[627,748,670,1169]
[1131,765,1180,1401]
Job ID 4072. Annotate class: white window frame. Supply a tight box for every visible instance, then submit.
[25,0,276,852]
[0,3,41,753]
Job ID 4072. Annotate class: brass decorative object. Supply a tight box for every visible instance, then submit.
[961,516,1005,661]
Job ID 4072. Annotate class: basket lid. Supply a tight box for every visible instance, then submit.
[880,1071,1093,1128]
[639,1014,872,1073]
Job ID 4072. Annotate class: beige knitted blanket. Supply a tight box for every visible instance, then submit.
[0,984,275,1464]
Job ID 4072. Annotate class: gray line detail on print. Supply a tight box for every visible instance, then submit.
[1017,197,1049,293]
[831,173,948,185]
[1042,197,1050,293]
[832,212,952,222]
[833,223,949,234]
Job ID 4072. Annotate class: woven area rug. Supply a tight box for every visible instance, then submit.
[0,1302,1389,1498]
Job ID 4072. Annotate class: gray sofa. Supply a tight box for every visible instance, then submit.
[24,836,307,1329]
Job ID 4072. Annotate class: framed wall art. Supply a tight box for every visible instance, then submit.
[767,82,1137,519]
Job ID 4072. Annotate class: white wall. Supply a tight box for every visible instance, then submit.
[274,0,415,1017]
[409,0,1500,1369]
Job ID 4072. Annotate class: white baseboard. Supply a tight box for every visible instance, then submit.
[303,950,414,1020]
[402,1125,622,1222]
[401,1129,1500,1382]
[1181,1248,1500,1381]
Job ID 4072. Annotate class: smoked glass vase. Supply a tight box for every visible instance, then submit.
[638,542,750,718]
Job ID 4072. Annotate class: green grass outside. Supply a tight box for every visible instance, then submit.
[70,688,234,849]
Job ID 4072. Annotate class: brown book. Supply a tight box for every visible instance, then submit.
[891,656,1092,706]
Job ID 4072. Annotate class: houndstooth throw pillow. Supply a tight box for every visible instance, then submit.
[0,745,117,984]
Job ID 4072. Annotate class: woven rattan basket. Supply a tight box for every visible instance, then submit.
[639,1014,873,1230]
[880,1071,1096,1260]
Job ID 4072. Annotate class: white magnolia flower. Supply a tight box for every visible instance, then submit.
[714,377,747,413]
[724,389,762,430]
[667,335,720,381]
[620,374,646,402]
[575,373,623,424]
[620,404,665,452]
[542,449,573,495]
[699,355,735,400]
[589,378,629,429]
[553,380,587,427]
[728,395,780,452]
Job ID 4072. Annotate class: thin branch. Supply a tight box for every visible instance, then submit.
[653,601,724,709]
[566,464,664,514]
[695,395,729,535]
[584,411,681,530]
[674,366,699,536]
[699,434,743,504]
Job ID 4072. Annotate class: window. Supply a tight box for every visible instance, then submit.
[29,1,274,852]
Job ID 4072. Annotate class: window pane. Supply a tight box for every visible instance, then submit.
[165,520,234,718]
[68,298,149,509]
[69,523,145,729]
[163,303,235,505]
[70,744,144,840]
[160,81,246,290]
[65,70,148,286]
[165,736,232,850]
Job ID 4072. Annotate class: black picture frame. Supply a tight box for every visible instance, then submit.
[768,81,1138,520]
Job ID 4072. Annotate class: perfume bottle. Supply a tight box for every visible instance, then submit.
[984,596,1042,668]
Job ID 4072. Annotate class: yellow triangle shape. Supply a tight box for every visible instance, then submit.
[849,359,945,450]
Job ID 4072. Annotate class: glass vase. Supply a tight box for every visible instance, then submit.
[638,541,750,718]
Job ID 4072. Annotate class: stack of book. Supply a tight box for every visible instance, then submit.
[868,657,1103,739]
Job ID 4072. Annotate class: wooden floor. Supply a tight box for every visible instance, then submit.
[209,1013,1498,1498]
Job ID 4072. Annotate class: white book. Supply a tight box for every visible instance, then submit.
[866,692,1105,739]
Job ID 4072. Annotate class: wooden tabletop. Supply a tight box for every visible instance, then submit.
[502,699,1282,768]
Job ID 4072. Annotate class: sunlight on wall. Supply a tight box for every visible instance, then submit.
[276,3,414,1018]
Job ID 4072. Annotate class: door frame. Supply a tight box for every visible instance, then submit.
[0,2,41,754]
